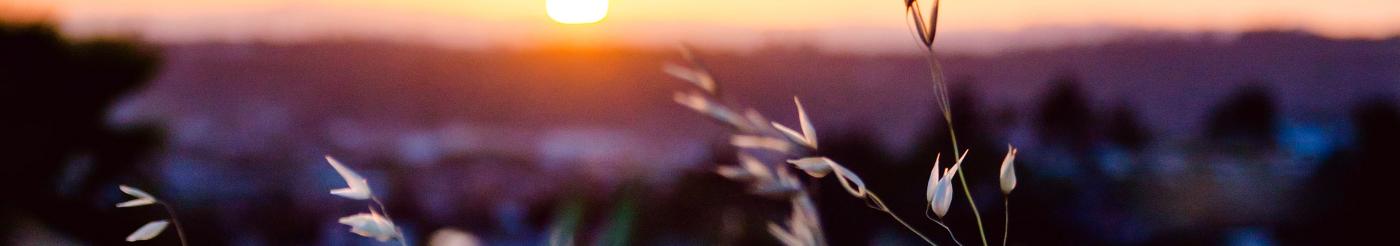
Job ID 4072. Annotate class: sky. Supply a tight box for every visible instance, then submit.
[8,0,1400,53]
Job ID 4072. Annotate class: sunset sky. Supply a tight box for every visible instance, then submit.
[10,0,1400,53]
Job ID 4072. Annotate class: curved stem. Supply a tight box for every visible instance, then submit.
[931,218,965,246]
[924,203,965,246]
[372,197,409,246]
[157,201,189,246]
[867,192,937,245]
[927,44,989,246]
[1002,197,1009,246]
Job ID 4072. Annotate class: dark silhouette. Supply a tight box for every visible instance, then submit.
[1287,98,1398,244]
[1106,103,1151,151]
[1,20,164,243]
[1334,98,1399,243]
[1036,74,1097,155]
[1204,84,1278,152]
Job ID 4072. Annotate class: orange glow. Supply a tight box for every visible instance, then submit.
[0,2,54,23]
[23,0,1400,51]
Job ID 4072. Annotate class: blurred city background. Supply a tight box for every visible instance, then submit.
[3,0,1398,245]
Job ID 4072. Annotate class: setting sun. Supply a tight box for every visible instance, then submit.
[546,0,608,24]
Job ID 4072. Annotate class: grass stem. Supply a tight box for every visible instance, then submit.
[926,41,989,246]
[158,201,189,246]
[867,192,938,245]
[924,203,966,246]
[1002,197,1009,246]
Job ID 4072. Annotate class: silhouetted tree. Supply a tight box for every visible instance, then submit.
[1340,98,1398,242]
[1028,73,1132,245]
[1105,103,1151,151]
[1204,84,1277,151]
[1288,98,1398,244]
[1,20,164,242]
[1036,74,1096,154]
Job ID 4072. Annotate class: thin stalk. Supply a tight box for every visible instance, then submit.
[925,203,966,246]
[372,197,409,246]
[929,219,963,246]
[867,192,937,245]
[157,202,189,246]
[926,45,989,246]
[1002,197,1010,246]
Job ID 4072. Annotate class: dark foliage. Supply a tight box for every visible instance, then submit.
[0,20,165,243]
[1205,84,1277,151]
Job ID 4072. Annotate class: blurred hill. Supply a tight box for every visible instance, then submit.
[121,30,1399,165]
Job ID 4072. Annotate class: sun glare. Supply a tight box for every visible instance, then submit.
[546,0,608,24]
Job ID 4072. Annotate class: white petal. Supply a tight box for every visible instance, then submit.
[339,213,398,242]
[125,220,168,242]
[933,152,964,218]
[828,162,868,197]
[775,167,802,190]
[744,110,773,132]
[738,154,772,180]
[752,168,802,197]
[771,122,812,149]
[675,92,750,130]
[945,149,969,178]
[715,166,753,181]
[428,228,482,246]
[338,214,371,226]
[662,63,699,83]
[117,185,159,208]
[118,185,155,200]
[116,198,156,208]
[793,97,817,149]
[789,215,815,245]
[673,47,719,94]
[331,185,370,200]
[1000,146,1018,195]
[943,164,960,181]
[942,158,963,186]
[925,154,942,203]
[767,222,804,246]
[787,202,807,227]
[326,156,372,200]
[730,135,792,153]
[673,91,709,113]
[663,63,715,93]
[933,175,954,218]
[785,157,834,178]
